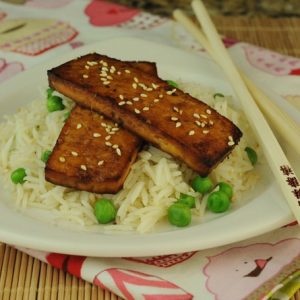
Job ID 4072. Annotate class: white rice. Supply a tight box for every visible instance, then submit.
[0,83,260,233]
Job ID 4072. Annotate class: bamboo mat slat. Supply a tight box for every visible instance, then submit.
[1,16,300,300]
[213,16,300,58]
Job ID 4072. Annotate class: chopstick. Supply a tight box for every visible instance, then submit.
[173,8,300,156]
[173,1,300,224]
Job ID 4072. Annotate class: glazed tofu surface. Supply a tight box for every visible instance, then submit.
[48,53,242,175]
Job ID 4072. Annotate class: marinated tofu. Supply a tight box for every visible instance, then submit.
[46,61,157,193]
[48,53,242,176]
[45,106,143,193]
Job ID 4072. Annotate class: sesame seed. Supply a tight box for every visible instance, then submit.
[110,69,115,74]
[228,141,235,146]
[98,160,104,166]
[87,61,97,66]
[116,148,122,156]
[173,107,179,112]
[171,116,178,121]
[193,113,200,119]
[166,88,176,95]
[112,144,119,149]
[154,99,159,103]
[201,123,206,128]
[139,83,147,89]
[134,77,139,83]
[107,75,113,80]
[152,83,159,89]
[118,101,125,106]
[110,65,116,71]
[125,69,131,73]
[102,62,108,67]
[147,88,153,92]
[100,77,107,81]
[201,114,208,119]
[176,122,182,128]
[179,110,183,115]
[93,133,101,137]
[119,95,124,100]
[126,101,133,105]
[140,93,147,98]
[134,108,141,114]
[117,71,121,75]
[85,65,90,69]
[83,74,89,78]
[203,130,209,134]
[133,97,139,102]
[101,123,107,127]
[209,120,214,125]
[71,151,78,157]
[76,123,82,129]
[59,156,65,162]
[105,142,112,147]
[195,120,201,126]
[103,81,110,85]
[206,109,212,114]
[100,72,107,77]
[188,130,195,136]
[132,83,137,89]
[101,67,109,72]
[112,128,119,132]
[143,107,150,111]
[105,135,111,140]
[80,165,87,171]
[159,94,163,98]
[99,60,104,64]
[228,135,233,141]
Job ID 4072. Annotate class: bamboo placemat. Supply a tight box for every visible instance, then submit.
[1,16,300,300]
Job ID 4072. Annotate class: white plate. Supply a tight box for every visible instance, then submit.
[0,37,297,257]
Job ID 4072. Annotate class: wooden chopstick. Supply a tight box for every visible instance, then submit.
[174,1,300,224]
[173,8,300,156]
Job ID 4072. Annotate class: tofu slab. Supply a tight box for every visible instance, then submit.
[45,106,143,193]
[48,53,242,176]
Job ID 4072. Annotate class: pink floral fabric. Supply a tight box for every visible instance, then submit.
[1,1,300,299]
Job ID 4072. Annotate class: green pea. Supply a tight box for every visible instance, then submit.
[166,80,178,88]
[177,193,195,208]
[245,147,258,165]
[168,203,191,227]
[218,182,233,200]
[213,93,224,99]
[64,111,71,122]
[11,168,27,184]
[47,87,54,98]
[41,150,52,163]
[207,191,230,213]
[191,176,213,194]
[94,198,117,224]
[47,95,65,112]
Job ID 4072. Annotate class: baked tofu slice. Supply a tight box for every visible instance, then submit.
[46,61,157,193]
[48,53,243,176]
[45,106,142,193]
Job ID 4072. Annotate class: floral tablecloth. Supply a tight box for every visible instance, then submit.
[1,1,300,299]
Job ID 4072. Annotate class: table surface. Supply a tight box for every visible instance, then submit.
[1,13,300,300]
